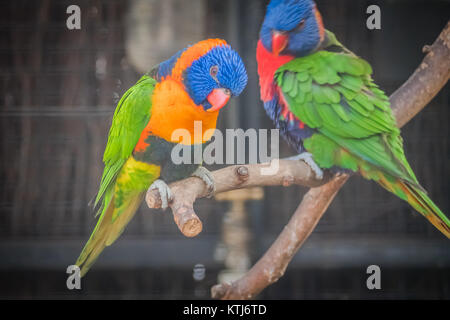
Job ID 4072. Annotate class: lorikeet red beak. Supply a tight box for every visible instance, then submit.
[272,31,289,56]
[206,88,231,112]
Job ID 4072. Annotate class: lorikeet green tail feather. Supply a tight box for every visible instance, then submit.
[376,174,450,238]
[77,156,160,276]
[76,193,145,277]
[356,153,450,238]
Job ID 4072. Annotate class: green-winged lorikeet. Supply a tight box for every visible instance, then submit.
[256,0,449,238]
[76,39,248,276]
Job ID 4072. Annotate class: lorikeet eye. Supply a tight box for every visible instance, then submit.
[210,65,219,78]
[294,19,306,32]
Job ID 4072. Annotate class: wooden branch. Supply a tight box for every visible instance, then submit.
[211,174,349,299]
[146,160,330,237]
[391,21,450,127]
[210,22,450,299]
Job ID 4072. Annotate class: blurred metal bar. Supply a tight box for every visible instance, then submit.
[0,236,448,270]
[0,238,220,270]
[0,107,114,117]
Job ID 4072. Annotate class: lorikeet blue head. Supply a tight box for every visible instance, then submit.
[155,39,248,112]
[260,0,325,57]
[184,44,248,112]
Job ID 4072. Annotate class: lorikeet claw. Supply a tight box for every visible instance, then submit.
[149,179,173,210]
[288,152,324,179]
[192,166,215,198]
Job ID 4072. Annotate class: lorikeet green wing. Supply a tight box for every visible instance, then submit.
[76,75,159,276]
[274,32,450,238]
[95,75,156,212]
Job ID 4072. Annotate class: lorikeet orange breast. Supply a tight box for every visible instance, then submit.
[257,0,450,238]
[76,39,247,276]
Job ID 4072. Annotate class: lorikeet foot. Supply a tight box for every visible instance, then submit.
[149,179,173,210]
[288,152,324,179]
[192,166,215,198]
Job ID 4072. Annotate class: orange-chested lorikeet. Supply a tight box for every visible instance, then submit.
[76,39,248,276]
[256,0,450,238]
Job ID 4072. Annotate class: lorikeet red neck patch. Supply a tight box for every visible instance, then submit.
[256,40,294,102]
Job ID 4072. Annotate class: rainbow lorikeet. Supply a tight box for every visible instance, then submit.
[257,0,450,238]
[76,39,248,276]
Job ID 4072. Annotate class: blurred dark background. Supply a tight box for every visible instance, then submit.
[0,0,449,299]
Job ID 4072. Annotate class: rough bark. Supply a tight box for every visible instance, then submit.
[146,160,329,236]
